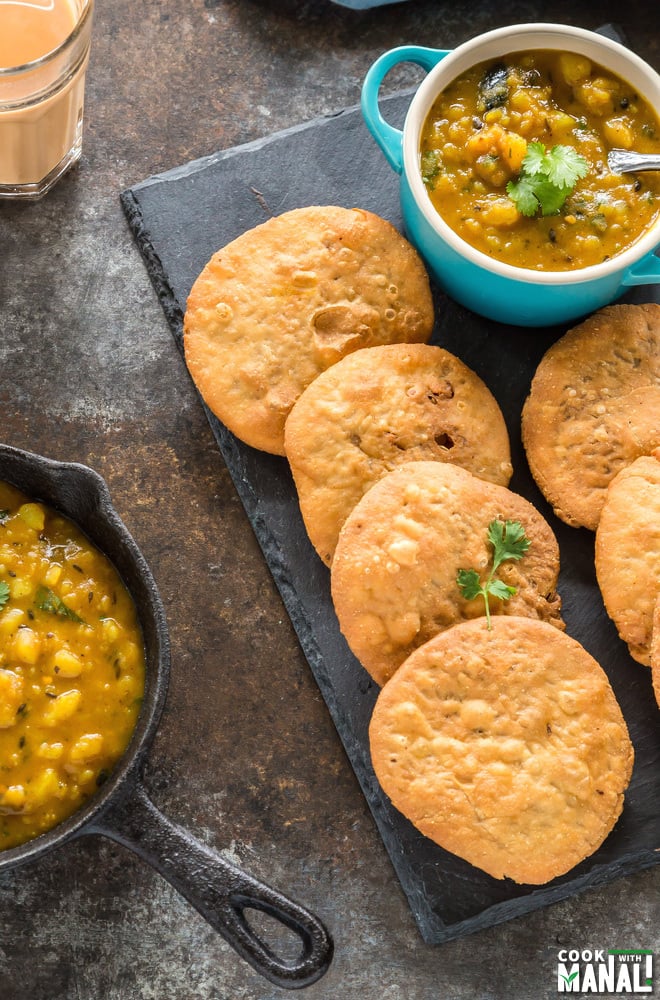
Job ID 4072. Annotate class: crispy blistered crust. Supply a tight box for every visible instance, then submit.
[651,595,660,710]
[183,206,434,455]
[522,303,660,531]
[330,460,563,686]
[284,343,512,566]
[595,449,660,666]
[369,617,634,884]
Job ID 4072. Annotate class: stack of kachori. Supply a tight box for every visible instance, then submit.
[183,209,638,885]
[324,454,633,884]
[183,205,434,455]
[522,303,660,695]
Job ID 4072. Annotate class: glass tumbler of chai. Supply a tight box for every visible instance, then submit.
[0,0,94,199]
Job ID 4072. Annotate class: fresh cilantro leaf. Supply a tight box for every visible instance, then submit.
[457,519,531,628]
[35,585,86,624]
[520,141,547,176]
[532,179,573,216]
[506,142,589,217]
[505,175,539,216]
[0,581,9,611]
[545,144,589,188]
[488,519,532,569]
[487,578,518,602]
[456,568,483,601]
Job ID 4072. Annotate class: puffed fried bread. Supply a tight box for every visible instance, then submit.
[522,303,660,530]
[284,343,512,565]
[651,595,660,710]
[369,616,634,884]
[331,460,563,686]
[595,449,660,666]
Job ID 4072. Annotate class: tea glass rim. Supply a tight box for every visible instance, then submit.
[0,0,93,78]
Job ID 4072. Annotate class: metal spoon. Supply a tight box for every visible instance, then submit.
[607,149,660,174]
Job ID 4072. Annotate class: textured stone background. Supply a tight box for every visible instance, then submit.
[0,1,658,998]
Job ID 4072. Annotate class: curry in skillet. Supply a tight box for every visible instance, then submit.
[0,482,145,849]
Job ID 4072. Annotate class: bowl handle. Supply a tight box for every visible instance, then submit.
[86,781,333,989]
[621,248,660,286]
[361,45,450,173]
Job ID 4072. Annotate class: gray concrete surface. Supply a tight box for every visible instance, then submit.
[0,1,658,997]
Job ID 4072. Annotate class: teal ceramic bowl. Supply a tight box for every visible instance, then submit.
[361,24,660,327]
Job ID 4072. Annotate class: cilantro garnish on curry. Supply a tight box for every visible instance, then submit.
[506,142,589,216]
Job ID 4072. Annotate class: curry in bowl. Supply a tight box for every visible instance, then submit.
[419,50,660,271]
[0,481,145,849]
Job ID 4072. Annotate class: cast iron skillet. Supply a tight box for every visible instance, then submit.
[0,444,333,989]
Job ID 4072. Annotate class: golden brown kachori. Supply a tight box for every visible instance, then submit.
[595,448,660,666]
[522,303,660,530]
[651,595,660,710]
[331,461,563,686]
[369,616,634,884]
[284,343,512,565]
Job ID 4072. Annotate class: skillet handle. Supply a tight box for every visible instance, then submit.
[86,781,333,990]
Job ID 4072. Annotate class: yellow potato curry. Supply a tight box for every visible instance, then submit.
[0,481,145,849]
[419,50,660,270]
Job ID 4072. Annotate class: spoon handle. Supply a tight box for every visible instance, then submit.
[608,148,660,173]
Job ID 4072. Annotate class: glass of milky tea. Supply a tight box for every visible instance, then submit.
[0,0,94,199]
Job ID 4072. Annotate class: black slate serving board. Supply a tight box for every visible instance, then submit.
[120,89,660,944]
